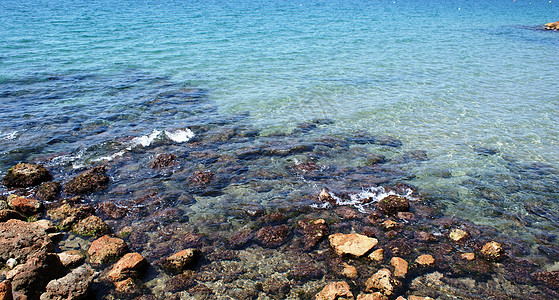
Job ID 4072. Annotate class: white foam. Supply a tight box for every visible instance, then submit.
[0,131,18,141]
[130,129,163,148]
[164,128,195,143]
[314,186,416,213]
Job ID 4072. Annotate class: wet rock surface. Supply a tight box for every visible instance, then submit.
[2,163,52,188]
[87,235,128,264]
[64,166,109,194]
[40,265,94,300]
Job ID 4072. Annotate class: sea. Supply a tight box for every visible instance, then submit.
[1,0,558,297]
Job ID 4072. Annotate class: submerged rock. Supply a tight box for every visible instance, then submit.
[255,225,290,248]
[40,265,94,300]
[532,270,559,289]
[150,153,177,169]
[329,233,378,257]
[2,163,52,188]
[365,268,401,296]
[64,166,110,194]
[161,249,201,273]
[480,241,505,261]
[315,281,354,300]
[297,218,328,250]
[545,21,559,30]
[377,195,409,215]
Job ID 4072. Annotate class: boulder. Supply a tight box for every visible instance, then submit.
[88,235,128,264]
[390,257,408,278]
[72,215,111,237]
[329,233,378,257]
[377,195,409,215]
[48,203,94,231]
[64,166,109,194]
[0,219,54,262]
[255,225,290,248]
[297,219,328,250]
[40,265,94,300]
[106,253,148,282]
[0,209,26,222]
[2,163,52,188]
[150,153,177,169]
[35,181,62,202]
[365,268,401,296]
[315,281,354,300]
[480,241,505,261]
[0,280,13,300]
[57,250,86,268]
[161,249,201,273]
[369,248,384,262]
[10,252,65,300]
[7,195,43,216]
[545,21,559,30]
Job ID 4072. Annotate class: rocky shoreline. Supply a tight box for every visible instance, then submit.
[1,157,558,299]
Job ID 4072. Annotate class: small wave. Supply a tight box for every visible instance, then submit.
[0,131,19,141]
[311,186,416,213]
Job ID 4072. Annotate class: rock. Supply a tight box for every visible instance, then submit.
[64,166,110,194]
[150,153,177,169]
[381,220,399,231]
[7,195,43,216]
[356,293,388,300]
[377,195,409,215]
[365,269,401,296]
[480,241,505,261]
[396,212,415,221]
[329,233,378,257]
[2,163,52,188]
[0,210,26,222]
[449,228,469,242]
[390,257,408,278]
[72,215,111,237]
[114,278,142,295]
[532,270,559,289]
[97,202,128,219]
[373,136,403,147]
[318,188,337,205]
[369,248,384,262]
[341,263,358,279]
[57,250,86,268]
[35,181,62,202]
[288,260,324,281]
[415,255,435,267]
[6,258,17,269]
[161,249,201,273]
[10,252,65,300]
[88,235,128,264]
[48,203,94,231]
[164,272,195,293]
[187,170,215,186]
[408,296,435,300]
[297,218,328,250]
[106,253,148,282]
[40,265,94,300]
[0,280,13,300]
[0,219,54,262]
[366,154,387,165]
[255,225,290,248]
[545,21,559,30]
[227,230,254,249]
[461,253,475,261]
[315,281,354,300]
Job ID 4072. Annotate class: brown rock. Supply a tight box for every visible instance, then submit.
[341,263,358,279]
[329,233,378,257]
[365,268,401,296]
[7,195,43,216]
[72,215,111,237]
[97,202,128,219]
[255,225,290,248]
[356,293,388,300]
[315,281,354,300]
[0,219,54,262]
[408,296,435,300]
[187,170,215,186]
[88,235,128,264]
[48,203,94,230]
[449,229,469,242]
[368,248,384,262]
[0,280,13,300]
[318,188,337,205]
[40,265,94,300]
[161,249,201,273]
[10,252,65,300]
[150,153,177,169]
[298,218,328,250]
[461,253,475,261]
[35,181,62,202]
[381,220,399,231]
[57,250,86,268]
[532,270,559,289]
[377,195,409,215]
[114,278,142,295]
[396,212,415,221]
[545,21,559,30]
[415,255,435,266]
[64,166,110,194]
[2,163,52,188]
[0,210,26,222]
[107,253,148,282]
[480,241,505,261]
[390,257,408,278]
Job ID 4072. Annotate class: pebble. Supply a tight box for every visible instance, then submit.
[415,255,435,266]
[390,257,408,278]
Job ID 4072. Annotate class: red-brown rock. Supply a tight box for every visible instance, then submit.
[64,166,110,194]
[315,281,354,300]
[545,21,559,30]
[0,219,54,262]
[377,195,409,215]
[88,235,128,264]
[161,249,201,273]
[107,253,148,282]
[7,195,43,216]
[0,280,13,300]
[72,215,111,237]
[255,225,290,248]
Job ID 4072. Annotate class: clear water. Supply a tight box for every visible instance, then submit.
[1,0,558,258]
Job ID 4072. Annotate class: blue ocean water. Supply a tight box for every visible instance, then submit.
[1,0,558,256]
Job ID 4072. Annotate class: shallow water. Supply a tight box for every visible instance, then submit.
[1,0,558,297]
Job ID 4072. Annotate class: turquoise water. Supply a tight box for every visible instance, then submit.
[1,0,558,257]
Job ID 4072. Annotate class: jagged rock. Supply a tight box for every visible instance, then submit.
[369,248,384,262]
[390,257,408,278]
[365,268,401,296]
[40,265,94,300]
[64,166,109,194]
[329,233,378,257]
[72,215,110,237]
[356,293,388,300]
[0,280,13,300]
[48,203,94,231]
[150,153,177,169]
[315,281,354,300]
[0,219,54,262]
[377,195,409,215]
[35,182,62,202]
[107,253,148,282]
[318,188,337,205]
[57,250,86,268]
[161,249,201,273]
[545,21,559,30]
[297,218,328,250]
[341,263,358,279]
[88,235,128,264]
[480,241,505,261]
[0,209,26,222]
[2,163,52,188]
[255,225,290,248]
[449,228,469,242]
[381,220,399,231]
[461,253,475,261]
[7,195,43,216]
[10,252,65,300]
[114,278,142,295]
[415,255,435,267]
